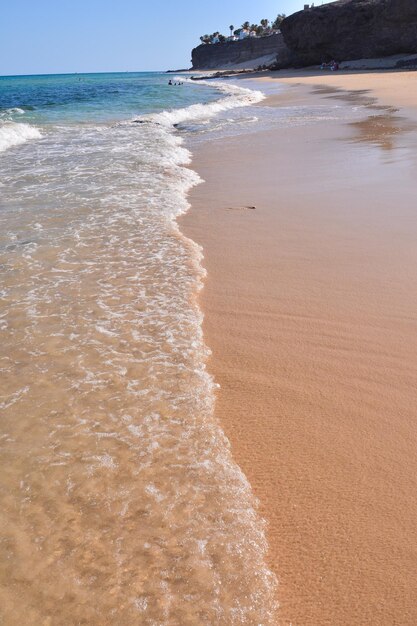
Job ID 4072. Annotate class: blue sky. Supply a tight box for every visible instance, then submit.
[1,0,333,75]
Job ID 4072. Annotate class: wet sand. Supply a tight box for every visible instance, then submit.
[180,73,417,625]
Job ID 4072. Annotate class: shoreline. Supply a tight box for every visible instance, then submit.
[0,73,281,625]
[184,53,417,83]
[180,71,417,625]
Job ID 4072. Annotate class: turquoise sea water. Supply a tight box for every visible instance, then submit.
[0,71,222,125]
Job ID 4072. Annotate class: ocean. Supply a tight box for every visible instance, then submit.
[0,72,278,624]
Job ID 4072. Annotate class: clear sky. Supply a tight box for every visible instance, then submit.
[0,0,333,76]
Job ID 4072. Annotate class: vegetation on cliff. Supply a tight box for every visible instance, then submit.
[199,14,286,46]
[194,0,417,71]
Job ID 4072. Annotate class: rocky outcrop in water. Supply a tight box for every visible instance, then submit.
[191,33,292,70]
[280,0,417,66]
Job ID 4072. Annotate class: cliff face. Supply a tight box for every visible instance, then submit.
[280,0,417,65]
[191,34,291,70]
[191,0,417,72]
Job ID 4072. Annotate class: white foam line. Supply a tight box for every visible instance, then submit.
[145,78,265,128]
[149,78,278,615]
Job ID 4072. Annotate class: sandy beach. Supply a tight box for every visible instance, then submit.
[180,70,417,625]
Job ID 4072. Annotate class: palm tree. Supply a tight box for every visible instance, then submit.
[229,24,234,36]
[242,21,250,30]
[260,18,269,29]
[272,14,286,30]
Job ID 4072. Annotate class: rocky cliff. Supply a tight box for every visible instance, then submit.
[191,1,417,71]
[280,0,417,66]
[191,33,292,70]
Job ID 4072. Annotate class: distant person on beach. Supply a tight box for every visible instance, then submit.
[320,60,339,71]
[168,79,173,85]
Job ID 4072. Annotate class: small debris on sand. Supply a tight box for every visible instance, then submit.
[226,205,256,211]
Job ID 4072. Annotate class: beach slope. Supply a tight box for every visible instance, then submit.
[181,71,417,625]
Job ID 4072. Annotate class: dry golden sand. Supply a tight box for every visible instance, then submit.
[180,72,417,625]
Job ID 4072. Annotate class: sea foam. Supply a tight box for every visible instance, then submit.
[144,78,265,127]
[0,75,277,624]
[0,121,42,153]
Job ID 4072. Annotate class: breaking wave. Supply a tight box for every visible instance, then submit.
[0,120,42,153]
[143,78,265,127]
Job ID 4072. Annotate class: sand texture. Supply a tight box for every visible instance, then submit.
[181,72,417,625]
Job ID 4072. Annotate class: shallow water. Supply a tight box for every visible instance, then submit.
[0,72,279,624]
[0,71,370,624]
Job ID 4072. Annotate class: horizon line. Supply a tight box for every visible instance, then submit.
[0,69,181,79]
